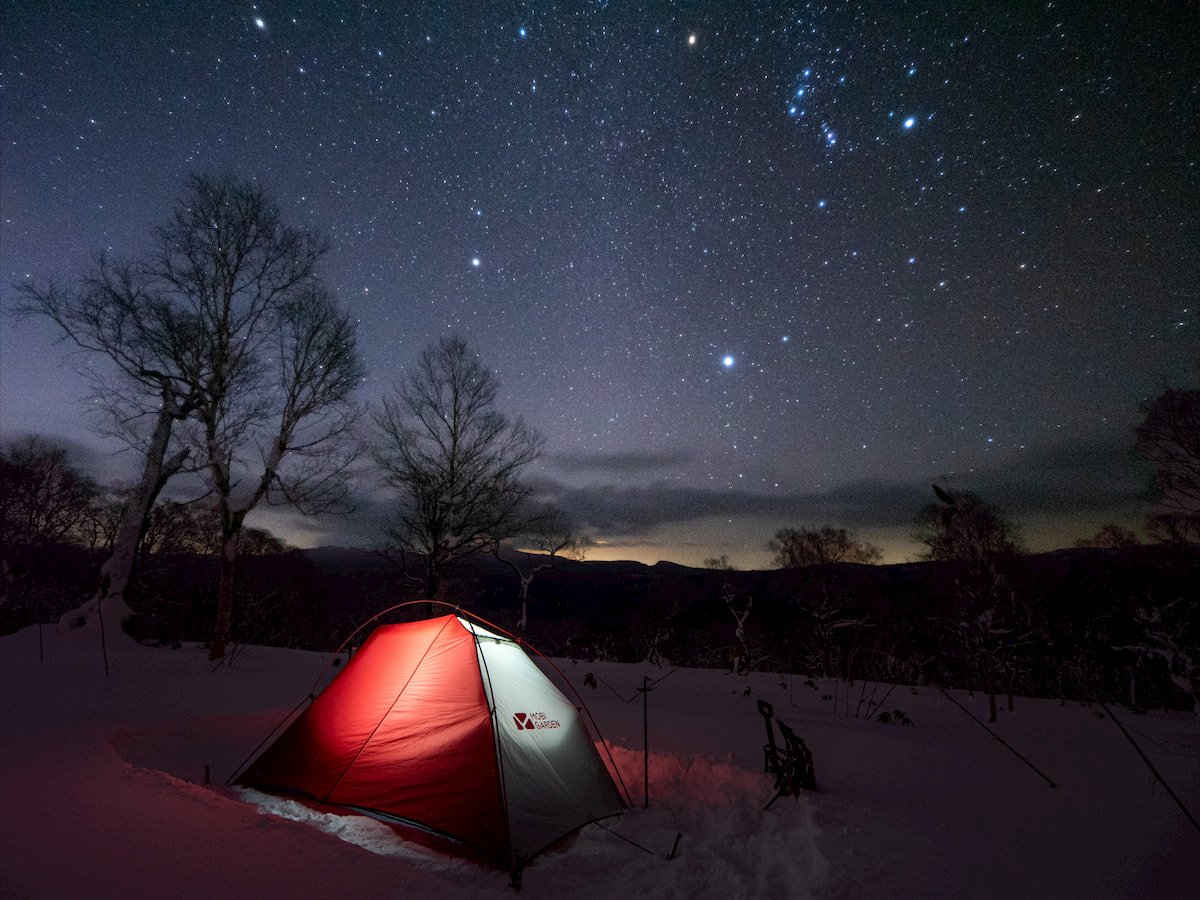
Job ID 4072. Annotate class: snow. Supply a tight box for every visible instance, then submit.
[1,622,1196,899]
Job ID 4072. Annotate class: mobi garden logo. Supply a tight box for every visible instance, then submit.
[512,711,562,731]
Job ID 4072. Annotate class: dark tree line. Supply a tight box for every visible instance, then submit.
[1,431,1195,712]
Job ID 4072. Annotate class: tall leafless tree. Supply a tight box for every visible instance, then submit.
[161,176,364,660]
[373,335,543,611]
[1136,387,1200,516]
[917,486,1022,570]
[917,486,1026,721]
[0,436,101,548]
[198,282,364,660]
[14,243,206,629]
[491,508,590,633]
[14,174,364,656]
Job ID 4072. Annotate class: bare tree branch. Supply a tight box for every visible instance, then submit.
[10,173,363,657]
[373,335,543,609]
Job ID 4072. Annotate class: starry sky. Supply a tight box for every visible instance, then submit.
[2,2,1197,567]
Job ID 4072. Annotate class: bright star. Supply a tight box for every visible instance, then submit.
[471,257,481,267]
[722,356,735,368]
[904,117,915,129]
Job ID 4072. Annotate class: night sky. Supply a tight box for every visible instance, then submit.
[2,3,1197,566]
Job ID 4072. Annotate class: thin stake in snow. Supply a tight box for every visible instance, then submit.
[667,832,683,860]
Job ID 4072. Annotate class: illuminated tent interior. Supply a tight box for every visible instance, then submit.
[234,614,627,880]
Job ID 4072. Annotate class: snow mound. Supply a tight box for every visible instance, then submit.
[230,746,826,899]
[594,747,827,900]
[235,788,484,872]
[2,628,1196,899]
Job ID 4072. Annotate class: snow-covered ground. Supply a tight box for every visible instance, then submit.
[1,621,1196,899]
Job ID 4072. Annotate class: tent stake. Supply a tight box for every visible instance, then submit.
[667,832,683,860]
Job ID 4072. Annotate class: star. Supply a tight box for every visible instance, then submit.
[1,0,1191,571]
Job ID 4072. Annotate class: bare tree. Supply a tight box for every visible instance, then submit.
[77,482,128,553]
[13,174,364,656]
[916,486,1022,570]
[724,583,753,674]
[1136,387,1200,515]
[1074,524,1141,549]
[492,508,590,633]
[13,256,205,628]
[917,486,1026,721]
[373,335,543,611]
[179,263,365,658]
[1144,511,1200,550]
[768,526,882,568]
[140,501,222,559]
[789,576,865,680]
[0,437,101,548]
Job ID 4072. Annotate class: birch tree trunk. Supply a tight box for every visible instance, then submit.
[208,533,239,660]
[60,402,188,631]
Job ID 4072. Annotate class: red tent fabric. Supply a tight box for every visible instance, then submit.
[237,615,625,875]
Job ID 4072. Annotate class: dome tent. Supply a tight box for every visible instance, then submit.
[235,613,627,883]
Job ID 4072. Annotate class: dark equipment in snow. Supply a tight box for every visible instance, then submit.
[757,700,816,809]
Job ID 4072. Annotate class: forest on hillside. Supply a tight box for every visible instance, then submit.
[2,530,1196,717]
